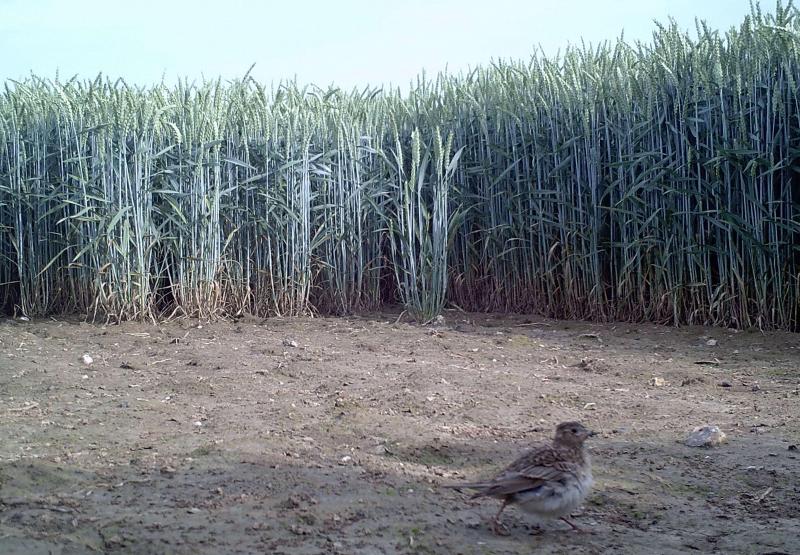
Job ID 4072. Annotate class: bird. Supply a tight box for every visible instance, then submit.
[443,421,595,535]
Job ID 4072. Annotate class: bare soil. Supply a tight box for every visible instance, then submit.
[1,312,798,554]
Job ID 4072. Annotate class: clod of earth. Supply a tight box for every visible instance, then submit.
[685,426,727,447]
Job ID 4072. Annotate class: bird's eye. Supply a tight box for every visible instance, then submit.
[571,428,578,433]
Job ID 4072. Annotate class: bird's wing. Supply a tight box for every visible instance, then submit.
[463,445,569,499]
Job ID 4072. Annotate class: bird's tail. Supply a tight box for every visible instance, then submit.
[440,482,492,497]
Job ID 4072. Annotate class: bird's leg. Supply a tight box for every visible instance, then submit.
[560,517,585,533]
[490,499,511,536]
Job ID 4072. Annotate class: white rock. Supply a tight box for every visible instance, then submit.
[686,425,727,447]
[81,354,94,365]
[649,376,666,387]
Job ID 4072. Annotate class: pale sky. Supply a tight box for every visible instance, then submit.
[2,0,760,89]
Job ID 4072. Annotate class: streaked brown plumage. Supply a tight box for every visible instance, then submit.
[444,421,594,534]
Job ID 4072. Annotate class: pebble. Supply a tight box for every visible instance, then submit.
[649,376,666,387]
[81,354,94,365]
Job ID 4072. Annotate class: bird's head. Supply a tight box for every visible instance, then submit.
[553,421,595,446]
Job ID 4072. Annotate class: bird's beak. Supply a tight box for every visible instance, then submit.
[587,430,597,437]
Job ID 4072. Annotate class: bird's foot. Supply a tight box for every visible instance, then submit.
[560,517,590,533]
[490,519,511,536]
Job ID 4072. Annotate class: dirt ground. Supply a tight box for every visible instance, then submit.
[0,311,798,555]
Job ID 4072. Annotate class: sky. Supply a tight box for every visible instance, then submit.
[1,0,764,90]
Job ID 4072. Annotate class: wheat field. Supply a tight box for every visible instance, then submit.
[1,4,798,329]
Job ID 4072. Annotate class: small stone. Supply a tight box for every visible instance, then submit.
[685,425,727,448]
[649,377,666,387]
[706,339,718,346]
[681,376,705,386]
[583,402,597,410]
[339,455,353,465]
[81,354,93,365]
[289,524,310,536]
[463,514,482,529]
[193,421,203,427]
[283,339,299,348]
[187,507,201,514]
[718,381,732,388]
[788,445,797,451]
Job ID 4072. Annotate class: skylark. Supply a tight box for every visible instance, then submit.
[444,421,595,535]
